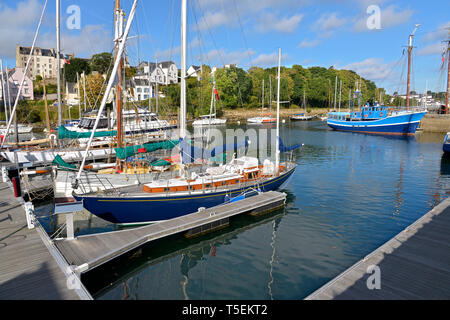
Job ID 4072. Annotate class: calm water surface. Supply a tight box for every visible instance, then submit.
[37,121,450,300]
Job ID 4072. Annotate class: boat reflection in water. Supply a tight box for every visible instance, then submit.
[82,205,290,299]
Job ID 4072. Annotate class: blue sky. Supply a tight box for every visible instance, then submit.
[0,0,449,94]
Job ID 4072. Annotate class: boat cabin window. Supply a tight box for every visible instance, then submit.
[98,118,109,129]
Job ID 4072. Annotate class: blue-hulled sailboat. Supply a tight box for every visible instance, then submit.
[327,25,427,136]
[71,3,301,225]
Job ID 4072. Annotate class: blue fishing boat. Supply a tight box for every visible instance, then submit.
[443,133,450,154]
[327,104,427,136]
[328,25,427,136]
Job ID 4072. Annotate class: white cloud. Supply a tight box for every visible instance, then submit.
[421,21,450,43]
[250,52,289,67]
[202,48,256,67]
[353,5,413,32]
[313,13,347,38]
[0,0,43,59]
[0,0,113,60]
[342,58,395,81]
[298,39,320,48]
[195,0,306,33]
[417,42,446,56]
[195,11,230,31]
[255,13,303,33]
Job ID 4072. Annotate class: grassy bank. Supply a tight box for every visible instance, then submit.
[222,107,329,122]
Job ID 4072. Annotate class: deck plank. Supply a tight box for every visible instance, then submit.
[306,197,450,300]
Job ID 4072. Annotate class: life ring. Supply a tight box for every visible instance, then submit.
[380,112,384,117]
[364,114,368,118]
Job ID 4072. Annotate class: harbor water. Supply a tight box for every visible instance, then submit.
[36,120,450,300]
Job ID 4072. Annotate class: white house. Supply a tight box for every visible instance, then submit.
[0,67,34,104]
[135,61,178,85]
[187,65,202,79]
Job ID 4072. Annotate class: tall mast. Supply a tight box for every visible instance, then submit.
[6,67,12,118]
[261,79,264,112]
[156,59,159,115]
[83,72,86,112]
[406,24,420,110]
[269,75,272,112]
[115,0,124,157]
[148,60,151,112]
[328,79,331,112]
[74,0,138,186]
[180,0,187,141]
[275,48,281,175]
[339,80,342,112]
[1,0,48,148]
[0,60,8,124]
[56,0,62,127]
[334,75,337,111]
[445,29,450,114]
[42,75,51,136]
[303,88,306,113]
[77,72,81,120]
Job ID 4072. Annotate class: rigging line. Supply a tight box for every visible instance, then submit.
[194,0,246,108]
[231,0,255,69]
[138,0,158,56]
[1,0,48,147]
[267,219,277,300]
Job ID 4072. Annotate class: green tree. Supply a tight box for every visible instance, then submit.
[63,58,90,83]
[90,52,113,75]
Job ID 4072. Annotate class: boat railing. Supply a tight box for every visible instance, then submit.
[77,173,120,195]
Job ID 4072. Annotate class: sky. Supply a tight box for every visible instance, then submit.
[0,0,449,95]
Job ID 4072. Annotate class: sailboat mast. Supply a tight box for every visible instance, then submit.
[42,76,51,137]
[77,72,81,120]
[446,29,450,114]
[328,79,331,112]
[339,80,342,112]
[83,72,86,111]
[56,0,62,127]
[115,0,124,152]
[6,67,12,118]
[269,75,272,112]
[262,79,264,112]
[275,48,281,175]
[1,0,48,148]
[406,25,420,110]
[74,0,138,187]
[0,60,8,124]
[180,0,187,140]
[303,88,306,113]
[334,76,337,111]
[148,60,151,112]
[156,58,159,115]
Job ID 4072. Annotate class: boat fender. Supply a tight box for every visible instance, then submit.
[49,134,57,144]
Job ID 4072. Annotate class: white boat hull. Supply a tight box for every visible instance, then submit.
[192,118,227,126]
[247,117,276,124]
[0,148,115,165]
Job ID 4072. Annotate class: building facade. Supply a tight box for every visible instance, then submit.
[135,61,178,85]
[16,44,71,80]
[130,61,178,102]
[0,67,34,103]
